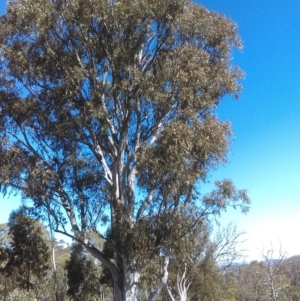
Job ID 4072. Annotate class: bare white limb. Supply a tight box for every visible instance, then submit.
[167,265,191,301]
[213,222,246,269]
[95,143,113,185]
[136,190,154,220]
[262,243,288,301]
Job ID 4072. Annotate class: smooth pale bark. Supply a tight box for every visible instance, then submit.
[112,261,142,301]
[0,1,249,301]
[110,259,169,301]
[110,267,141,301]
[89,250,169,301]
[167,266,191,301]
[48,214,59,301]
[83,243,143,301]
[125,266,141,301]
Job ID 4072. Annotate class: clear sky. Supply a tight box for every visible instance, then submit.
[1,1,300,261]
[198,0,300,260]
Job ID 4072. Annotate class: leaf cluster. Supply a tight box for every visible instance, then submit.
[0,208,50,291]
[0,0,249,296]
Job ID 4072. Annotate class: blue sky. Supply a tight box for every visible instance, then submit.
[1,1,300,260]
[199,0,300,260]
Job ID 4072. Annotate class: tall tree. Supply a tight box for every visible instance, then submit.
[0,0,249,300]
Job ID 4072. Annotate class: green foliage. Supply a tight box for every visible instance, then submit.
[222,256,300,301]
[65,243,106,301]
[54,242,71,301]
[165,226,234,301]
[0,210,75,301]
[281,256,300,301]
[5,288,37,301]
[65,244,86,300]
[0,0,250,299]
[3,209,50,291]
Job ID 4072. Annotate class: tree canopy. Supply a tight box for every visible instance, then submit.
[0,209,50,292]
[0,0,250,300]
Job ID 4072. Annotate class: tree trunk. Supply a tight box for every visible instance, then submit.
[48,214,59,301]
[125,267,141,301]
[84,243,168,301]
[113,264,141,301]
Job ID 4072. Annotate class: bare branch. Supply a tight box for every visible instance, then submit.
[213,222,246,269]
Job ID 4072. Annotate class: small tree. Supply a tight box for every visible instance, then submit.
[213,223,246,269]
[65,243,105,301]
[281,256,300,300]
[226,261,269,301]
[53,241,71,301]
[0,0,249,300]
[2,209,50,292]
[262,245,288,301]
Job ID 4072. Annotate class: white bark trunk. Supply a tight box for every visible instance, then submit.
[125,267,141,301]
[167,265,191,301]
[114,258,169,301]
[113,267,141,301]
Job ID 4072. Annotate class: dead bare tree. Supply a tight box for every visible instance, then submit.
[167,265,191,301]
[262,244,288,301]
[213,222,246,269]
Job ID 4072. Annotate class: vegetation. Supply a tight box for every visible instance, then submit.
[1,209,50,292]
[0,0,251,300]
[2,210,300,301]
[65,243,110,301]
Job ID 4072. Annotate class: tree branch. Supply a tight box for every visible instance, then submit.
[147,256,169,301]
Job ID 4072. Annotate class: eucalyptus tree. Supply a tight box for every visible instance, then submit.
[0,0,249,300]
